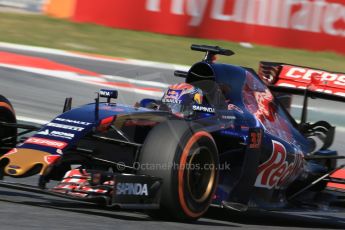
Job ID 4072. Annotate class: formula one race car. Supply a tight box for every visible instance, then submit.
[0,45,344,221]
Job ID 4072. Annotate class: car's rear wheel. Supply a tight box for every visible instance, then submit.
[0,95,16,155]
[138,120,219,221]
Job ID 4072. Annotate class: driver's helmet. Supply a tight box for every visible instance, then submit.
[161,83,204,118]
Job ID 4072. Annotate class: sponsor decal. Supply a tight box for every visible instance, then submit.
[100,89,118,98]
[146,0,345,36]
[243,74,294,143]
[38,129,75,140]
[193,93,203,104]
[254,89,274,120]
[221,115,236,120]
[50,131,74,139]
[116,183,149,196]
[249,129,262,149]
[25,137,67,149]
[100,91,111,97]
[101,106,125,112]
[75,1,345,54]
[283,67,345,86]
[163,89,182,101]
[278,66,345,97]
[162,98,182,104]
[168,90,178,96]
[227,104,243,113]
[46,123,84,132]
[54,118,92,126]
[192,105,215,113]
[255,140,303,189]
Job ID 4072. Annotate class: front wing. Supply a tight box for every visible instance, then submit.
[0,169,162,209]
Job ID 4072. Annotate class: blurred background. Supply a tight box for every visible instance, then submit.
[1,0,345,68]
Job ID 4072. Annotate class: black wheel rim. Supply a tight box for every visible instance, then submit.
[186,146,216,203]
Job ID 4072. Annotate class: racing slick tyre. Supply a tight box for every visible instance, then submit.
[138,120,219,221]
[0,95,16,155]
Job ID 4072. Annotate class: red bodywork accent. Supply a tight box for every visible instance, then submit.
[330,169,345,179]
[25,137,67,149]
[97,116,115,132]
[101,116,114,125]
[327,182,345,191]
[275,65,345,99]
[4,148,17,156]
[44,155,61,164]
[326,168,345,192]
[52,169,111,197]
[0,102,14,114]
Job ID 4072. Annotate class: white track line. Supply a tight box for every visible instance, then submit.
[17,116,48,125]
[103,75,169,88]
[0,64,106,83]
[0,42,189,71]
[0,63,164,97]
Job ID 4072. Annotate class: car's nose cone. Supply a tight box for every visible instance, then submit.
[0,148,55,177]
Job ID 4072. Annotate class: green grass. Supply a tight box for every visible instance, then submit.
[1,12,345,72]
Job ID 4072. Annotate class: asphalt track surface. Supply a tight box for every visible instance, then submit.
[0,46,344,229]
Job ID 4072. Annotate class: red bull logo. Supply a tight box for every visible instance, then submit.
[165,89,182,100]
[194,93,203,104]
[169,90,178,95]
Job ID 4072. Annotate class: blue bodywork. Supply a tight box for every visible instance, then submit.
[10,60,337,209]
[21,104,158,154]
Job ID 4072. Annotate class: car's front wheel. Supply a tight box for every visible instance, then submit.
[138,120,219,221]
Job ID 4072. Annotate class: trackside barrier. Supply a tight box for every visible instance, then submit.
[47,0,345,55]
[43,0,76,18]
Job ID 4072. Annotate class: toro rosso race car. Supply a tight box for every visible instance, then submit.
[0,45,344,221]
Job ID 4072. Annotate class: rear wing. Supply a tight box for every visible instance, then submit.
[258,62,345,103]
